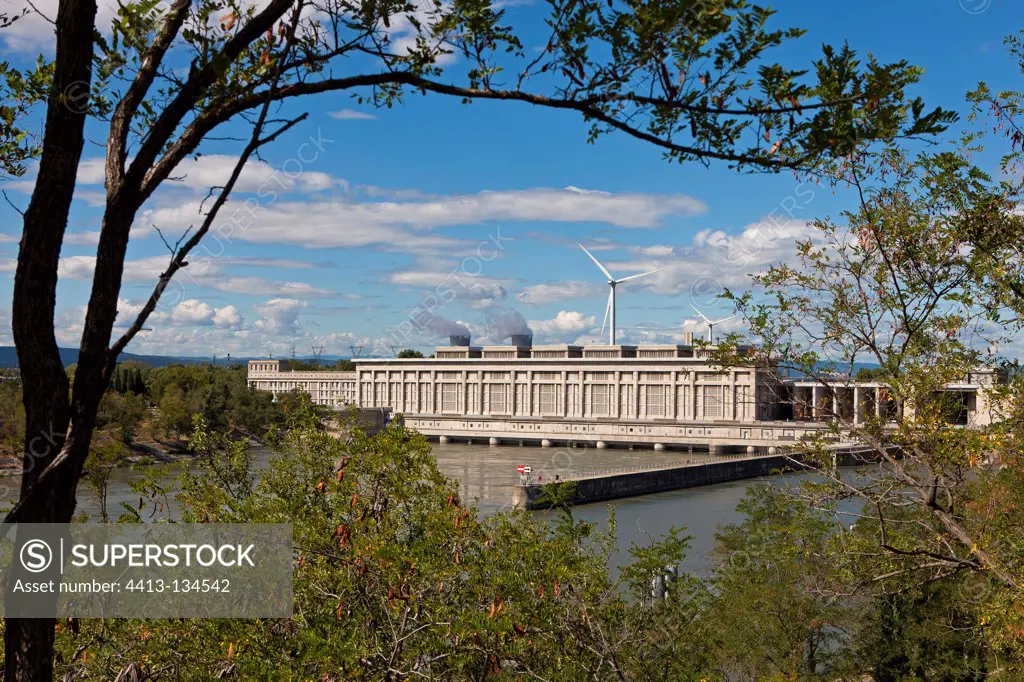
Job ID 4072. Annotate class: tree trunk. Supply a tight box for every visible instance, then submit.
[5,0,97,678]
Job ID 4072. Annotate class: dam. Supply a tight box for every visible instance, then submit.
[247,334,999,454]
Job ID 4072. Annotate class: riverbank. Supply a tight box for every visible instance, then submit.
[0,428,266,471]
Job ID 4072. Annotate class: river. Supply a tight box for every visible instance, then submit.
[1,442,811,576]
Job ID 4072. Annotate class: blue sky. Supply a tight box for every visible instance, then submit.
[0,0,1019,357]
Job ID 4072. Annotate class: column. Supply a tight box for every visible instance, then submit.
[632,371,640,420]
[853,386,861,425]
[690,372,697,420]
[730,371,737,421]
[613,371,621,419]
[669,371,678,420]
[812,385,820,421]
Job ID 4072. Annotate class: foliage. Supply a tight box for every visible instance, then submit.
[82,436,127,522]
[707,486,853,678]
[49,399,693,679]
[0,0,978,674]
[148,364,284,437]
[96,390,148,443]
[282,359,323,371]
[0,380,23,458]
[109,362,147,396]
[714,35,1024,669]
[396,349,424,358]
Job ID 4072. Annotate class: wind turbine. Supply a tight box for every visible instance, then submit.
[579,243,661,345]
[689,304,736,344]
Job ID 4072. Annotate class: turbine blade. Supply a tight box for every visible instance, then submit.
[710,315,737,325]
[578,243,614,280]
[689,303,711,324]
[616,268,661,284]
[600,288,612,335]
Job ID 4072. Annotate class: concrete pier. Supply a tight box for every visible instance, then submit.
[512,446,885,510]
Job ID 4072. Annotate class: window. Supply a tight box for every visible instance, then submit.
[440,384,459,412]
[488,384,507,413]
[591,384,611,416]
[737,385,751,419]
[538,384,558,415]
[676,385,690,419]
[646,385,668,418]
[704,385,724,418]
[620,384,634,418]
[567,384,580,415]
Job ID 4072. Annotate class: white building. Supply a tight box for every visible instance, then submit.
[247,341,1002,452]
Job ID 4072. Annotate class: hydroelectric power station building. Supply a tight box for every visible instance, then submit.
[247,334,1000,453]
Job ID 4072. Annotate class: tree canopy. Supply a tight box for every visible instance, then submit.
[0,0,960,677]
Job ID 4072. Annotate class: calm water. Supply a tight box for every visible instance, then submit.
[1,442,811,575]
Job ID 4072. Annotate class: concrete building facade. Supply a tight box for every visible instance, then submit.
[246,342,1001,452]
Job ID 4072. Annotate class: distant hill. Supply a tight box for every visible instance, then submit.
[0,346,245,369]
[0,346,357,369]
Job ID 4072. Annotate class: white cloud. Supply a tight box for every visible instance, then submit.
[382,0,458,66]
[2,0,118,51]
[64,231,101,246]
[328,109,375,120]
[172,299,215,325]
[213,305,243,329]
[139,186,705,256]
[603,219,821,297]
[0,308,11,345]
[630,244,676,257]
[529,310,596,343]
[516,280,605,305]
[54,255,333,298]
[210,277,332,297]
[76,155,336,195]
[116,298,146,320]
[254,298,307,334]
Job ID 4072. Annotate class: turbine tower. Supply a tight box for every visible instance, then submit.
[689,304,736,344]
[579,243,660,345]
